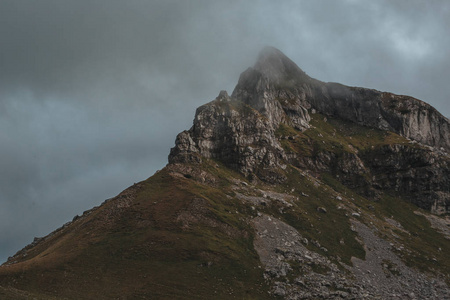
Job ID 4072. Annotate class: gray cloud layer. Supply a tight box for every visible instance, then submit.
[1,0,449,262]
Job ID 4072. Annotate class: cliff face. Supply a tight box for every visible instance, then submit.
[170,46,450,214]
[364,144,450,214]
[232,46,450,152]
[169,90,287,182]
[232,47,313,131]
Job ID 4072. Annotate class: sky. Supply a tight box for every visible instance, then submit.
[1,0,449,263]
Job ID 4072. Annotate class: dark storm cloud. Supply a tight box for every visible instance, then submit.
[1,0,449,262]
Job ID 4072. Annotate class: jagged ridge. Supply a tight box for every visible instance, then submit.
[170,47,449,214]
[233,46,450,152]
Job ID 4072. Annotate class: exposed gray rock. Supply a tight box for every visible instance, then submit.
[252,213,449,299]
[232,46,450,152]
[169,91,287,182]
[232,46,312,132]
[350,220,450,300]
[363,144,450,213]
[317,206,327,213]
[169,46,450,212]
[252,214,356,299]
[414,211,450,239]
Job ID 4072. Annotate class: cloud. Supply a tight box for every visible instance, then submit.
[0,0,449,262]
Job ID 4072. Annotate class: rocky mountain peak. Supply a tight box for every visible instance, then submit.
[1,47,450,300]
[231,48,313,133]
[170,47,449,214]
[252,46,312,86]
[234,48,450,153]
[216,89,230,100]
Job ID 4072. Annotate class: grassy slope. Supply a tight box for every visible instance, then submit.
[0,169,271,299]
[0,113,448,299]
[276,114,450,280]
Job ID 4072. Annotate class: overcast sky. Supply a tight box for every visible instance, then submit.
[1,0,449,263]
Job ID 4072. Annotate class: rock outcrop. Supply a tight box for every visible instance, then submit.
[363,144,450,214]
[232,46,450,152]
[169,91,287,182]
[232,47,313,131]
[170,46,450,214]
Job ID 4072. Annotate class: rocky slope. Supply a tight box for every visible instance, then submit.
[170,47,449,214]
[1,47,449,299]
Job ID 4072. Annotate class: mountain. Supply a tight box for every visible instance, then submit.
[1,47,449,299]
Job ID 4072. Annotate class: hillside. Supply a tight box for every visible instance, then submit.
[0,47,449,299]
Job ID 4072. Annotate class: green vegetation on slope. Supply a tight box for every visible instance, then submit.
[277,113,413,159]
[274,114,450,279]
[1,111,448,299]
[0,169,273,299]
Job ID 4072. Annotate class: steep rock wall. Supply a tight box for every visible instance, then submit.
[170,47,450,213]
[169,91,287,182]
[232,47,450,152]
